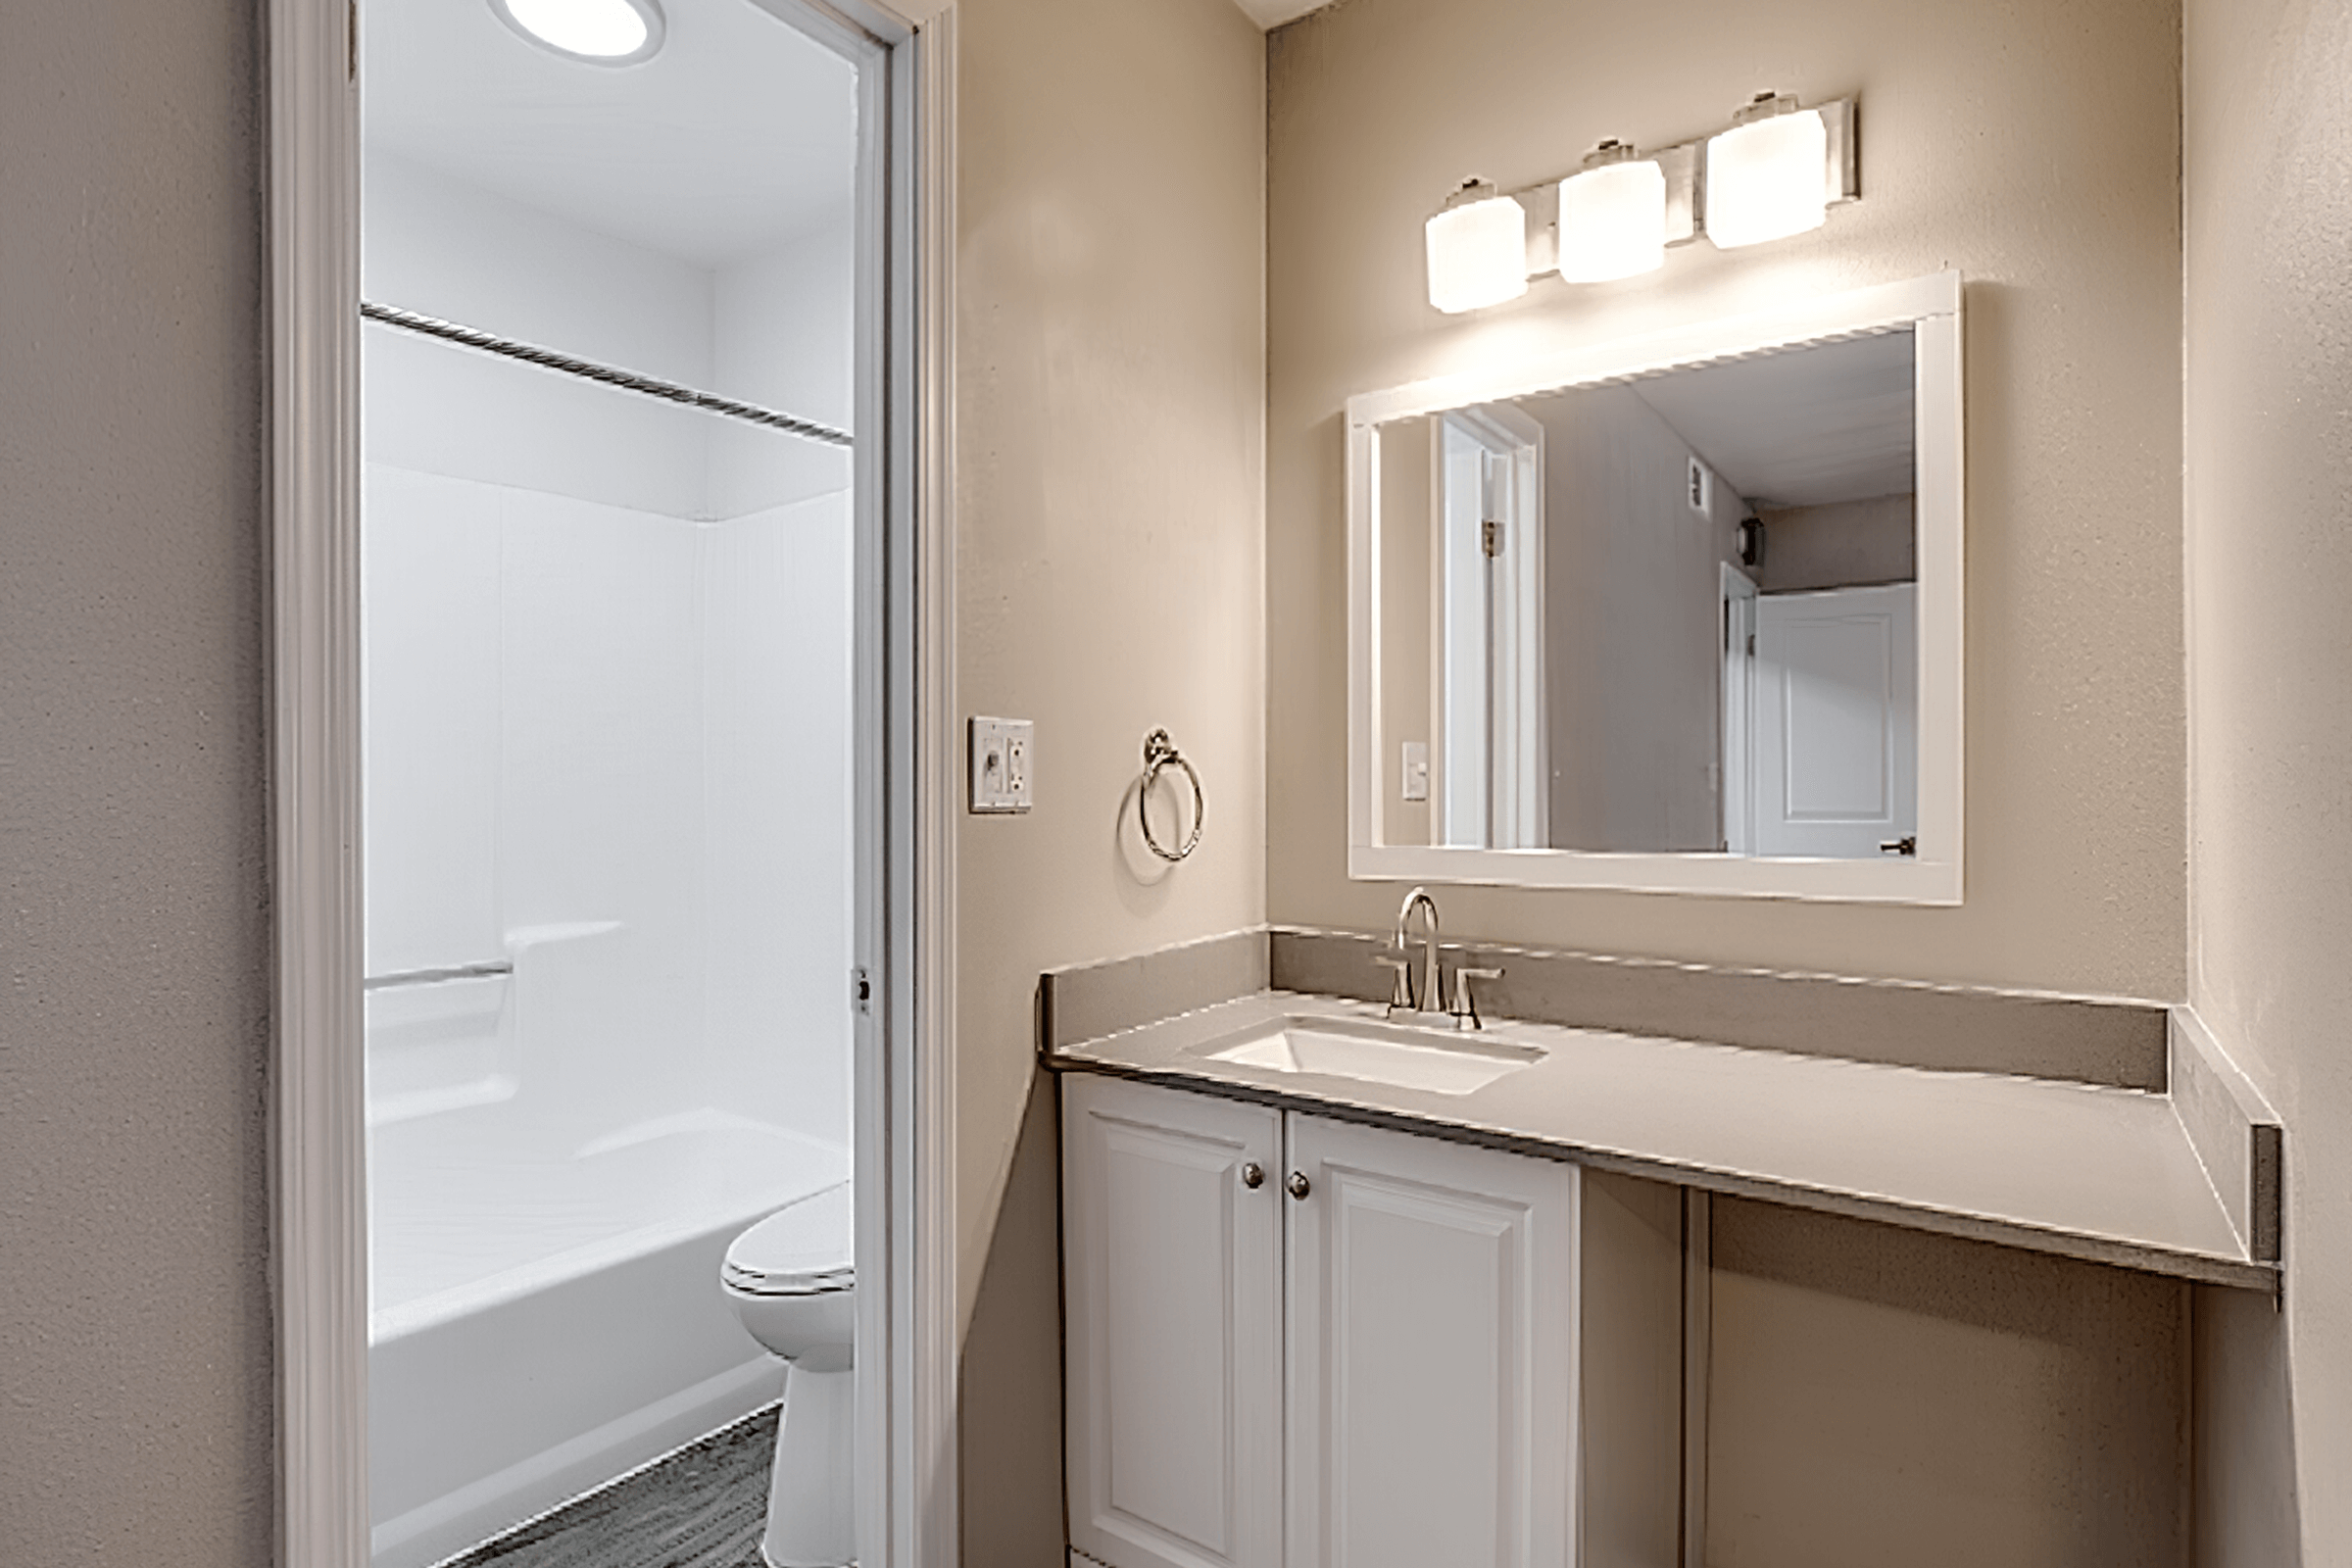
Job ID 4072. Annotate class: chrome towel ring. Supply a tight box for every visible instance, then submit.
[1138,728,1204,862]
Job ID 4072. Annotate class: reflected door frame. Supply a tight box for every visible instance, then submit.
[264,2,963,1566]
[1719,564,1759,856]
[1432,405,1546,851]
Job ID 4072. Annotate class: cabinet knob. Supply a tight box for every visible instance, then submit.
[1286,1170,1311,1200]
[1241,1161,1264,1190]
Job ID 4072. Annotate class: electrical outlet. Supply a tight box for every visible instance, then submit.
[968,716,1035,812]
[1004,730,1029,796]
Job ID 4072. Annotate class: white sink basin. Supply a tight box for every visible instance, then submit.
[1194,1013,1543,1097]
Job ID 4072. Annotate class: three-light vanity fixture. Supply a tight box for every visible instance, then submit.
[1424,92,1858,314]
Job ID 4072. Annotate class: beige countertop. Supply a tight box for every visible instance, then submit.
[1045,988,2276,1290]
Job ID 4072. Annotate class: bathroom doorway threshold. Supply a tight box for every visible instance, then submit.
[264,2,963,1566]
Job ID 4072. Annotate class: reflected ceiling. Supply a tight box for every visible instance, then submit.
[1626,330,1916,510]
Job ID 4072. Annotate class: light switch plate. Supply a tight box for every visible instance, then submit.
[969,716,1034,813]
[1400,741,1430,802]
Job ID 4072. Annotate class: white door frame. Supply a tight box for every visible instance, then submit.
[1431,415,1490,848]
[1430,406,1544,850]
[1476,405,1546,852]
[1718,564,1757,855]
[265,2,961,1564]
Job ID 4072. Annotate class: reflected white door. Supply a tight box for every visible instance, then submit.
[1063,1076,1284,1568]
[1284,1115,1579,1568]
[1752,583,1918,858]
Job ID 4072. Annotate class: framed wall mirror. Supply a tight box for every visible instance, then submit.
[1347,271,1963,902]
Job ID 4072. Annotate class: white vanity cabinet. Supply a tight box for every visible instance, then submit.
[1285,1114,1581,1568]
[1062,1075,1582,1568]
[1062,1075,1284,1568]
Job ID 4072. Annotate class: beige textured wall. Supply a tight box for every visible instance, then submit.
[1374,415,1435,845]
[1755,493,1915,594]
[1709,1201,2187,1568]
[1534,385,1742,854]
[2182,0,2352,1559]
[0,1,275,1562]
[1579,1172,1685,1568]
[952,0,1267,1556]
[1266,0,2184,999]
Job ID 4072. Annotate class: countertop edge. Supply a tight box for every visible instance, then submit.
[1041,1040,2278,1295]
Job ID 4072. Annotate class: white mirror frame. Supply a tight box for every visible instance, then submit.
[1346,270,1964,905]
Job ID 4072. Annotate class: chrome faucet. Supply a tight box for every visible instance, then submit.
[1393,886,1442,1016]
[1373,885,1505,1029]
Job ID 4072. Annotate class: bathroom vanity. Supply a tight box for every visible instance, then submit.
[1049,267,2282,1568]
[1062,1072,1578,1568]
[1042,926,2281,1568]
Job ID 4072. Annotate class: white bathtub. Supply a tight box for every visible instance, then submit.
[367,1077,847,1568]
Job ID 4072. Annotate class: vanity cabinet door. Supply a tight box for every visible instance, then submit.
[1285,1115,1581,1568]
[1063,1076,1284,1568]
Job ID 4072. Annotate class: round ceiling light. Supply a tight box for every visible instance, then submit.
[492,0,666,65]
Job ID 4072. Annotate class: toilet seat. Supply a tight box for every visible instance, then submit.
[724,1181,855,1298]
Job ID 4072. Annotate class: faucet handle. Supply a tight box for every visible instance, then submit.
[1449,965,1503,1031]
[1371,952,1416,1014]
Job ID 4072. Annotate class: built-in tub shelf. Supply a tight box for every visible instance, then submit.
[1039,929,2283,1292]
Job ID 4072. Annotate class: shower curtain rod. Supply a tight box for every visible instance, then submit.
[360,302,855,448]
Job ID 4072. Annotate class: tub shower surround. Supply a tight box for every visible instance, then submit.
[361,456,856,1567]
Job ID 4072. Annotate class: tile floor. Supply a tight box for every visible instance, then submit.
[444,1404,778,1568]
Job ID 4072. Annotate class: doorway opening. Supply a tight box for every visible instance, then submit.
[362,0,879,1560]
[270,0,954,1563]
[358,2,874,1562]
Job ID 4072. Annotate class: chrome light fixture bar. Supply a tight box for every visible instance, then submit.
[1423,93,1858,312]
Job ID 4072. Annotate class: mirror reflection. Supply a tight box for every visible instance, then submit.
[1377,327,1918,858]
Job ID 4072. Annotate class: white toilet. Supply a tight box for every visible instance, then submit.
[722,1180,857,1568]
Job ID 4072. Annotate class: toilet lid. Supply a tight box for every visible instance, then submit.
[724,1182,855,1297]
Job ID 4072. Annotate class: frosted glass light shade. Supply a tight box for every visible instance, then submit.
[1555,161,1666,283]
[495,0,664,62]
[1705,109,1829,248]
[1425,195,1530,314]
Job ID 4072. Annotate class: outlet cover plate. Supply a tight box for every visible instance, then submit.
[969,716,1034,813]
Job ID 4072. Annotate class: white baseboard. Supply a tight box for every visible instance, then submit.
[372,1355,785,1568]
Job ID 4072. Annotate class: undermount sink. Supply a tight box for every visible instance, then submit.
[1194,1012,1543,1096]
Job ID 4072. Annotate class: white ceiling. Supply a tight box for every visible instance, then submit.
[1630,329,1917,511]
[364,0,857,268]
[1231,0,1332,27]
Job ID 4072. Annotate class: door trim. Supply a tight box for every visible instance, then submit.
[1718,564,1757,856]
[264,2,961,1562]
[267,0,365,1557]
